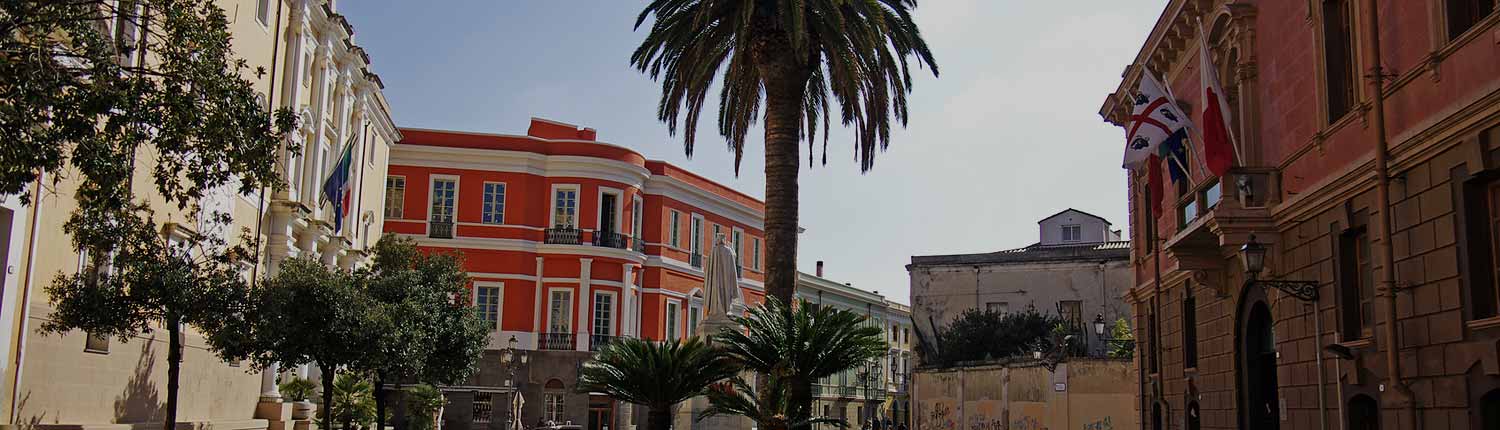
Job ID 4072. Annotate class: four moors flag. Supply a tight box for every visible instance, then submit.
[1121,70,1192,219]
[321,136,356,233]
[1198,19,1240,176]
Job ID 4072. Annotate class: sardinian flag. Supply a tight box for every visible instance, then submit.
[321,136,356,233]
[1121,71,1193,170]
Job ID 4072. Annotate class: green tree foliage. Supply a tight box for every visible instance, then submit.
[331,373,376,430]
[359,234,487,430]
[40,207,251,430]
[708,298,887,430]
[927,307,1066,366]
[280,377,318,403]
[699,376,843,430]
[578,337,741,430]
[404,384,446,430]
[1107,317,1135,359]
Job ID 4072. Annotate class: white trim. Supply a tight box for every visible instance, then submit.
[390,144,651,187]
[640,287,690,299]
[631,195,644,239]
[644,175,763,229]
[455,221,545,231]
[428,174,460,223]
[468,272,537,282]
[751,236,762,271]
[642,255,765,291]
[664,298,683,341]
[481,181,507,225]
[596,186,624,234]
[549,184,581,229]
[689,213,705,256]
[591,290,618,337]
[384,175,407,219]
[731,227,745,266]
[545,288,574,334]
[401,234,648,263]
[473,281,505,332]
[668,210,682,248]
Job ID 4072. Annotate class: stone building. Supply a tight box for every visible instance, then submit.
[0,0,399,428]
[797,264,915,429]
[1098,1,1500,429]
[907,209,1132,357]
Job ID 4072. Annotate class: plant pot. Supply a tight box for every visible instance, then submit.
[291,401,317,420]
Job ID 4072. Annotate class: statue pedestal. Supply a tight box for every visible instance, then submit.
[696,314,740,338]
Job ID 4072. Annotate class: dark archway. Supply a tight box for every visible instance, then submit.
[1185,401,1201,430]
[1482,389,1500,430]
[1151,401,1164,430]
[1237,296,1279,430]
[1347,394,1379,430]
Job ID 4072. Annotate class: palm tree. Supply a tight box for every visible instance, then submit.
[699,376,844,430]
[631,0,939,302]
[578,337,741,430]
[711,298,887,427]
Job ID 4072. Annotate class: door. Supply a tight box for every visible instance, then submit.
[1242,302,1280,430]
[599,194,617,235]
[587,396,613,430]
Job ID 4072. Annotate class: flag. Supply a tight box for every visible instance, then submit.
[1122,70,1193,169]
[321,137,355,233]
[1198,19,1239,176]
[1147,154,1164,219]
[1161,135,1190,184]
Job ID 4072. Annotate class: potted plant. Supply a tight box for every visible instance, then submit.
[280,377,320,419]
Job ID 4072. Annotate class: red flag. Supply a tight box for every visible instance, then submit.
[1147,154,1164,219]
[1199,20,1238,176]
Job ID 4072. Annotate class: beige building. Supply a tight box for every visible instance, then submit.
[799,263,915,429]
[0,0,398,427]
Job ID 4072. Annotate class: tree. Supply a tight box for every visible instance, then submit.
[228,257,384,430]
[578,337,741,430]
[631,0,938,303]
[360,235,487,430]
[711,298,887,430]
[699,376,843,430]
[403,384,445,430]
[331,373,377,430]
[40,206,251,430]
[926,308,1065,366]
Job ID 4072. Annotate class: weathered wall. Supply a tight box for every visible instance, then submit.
[913,360,1135,430]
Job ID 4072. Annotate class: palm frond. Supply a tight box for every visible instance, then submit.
[577,336,741,410]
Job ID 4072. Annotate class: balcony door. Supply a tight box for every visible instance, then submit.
[430,178,456,223]
[600,193,618,236]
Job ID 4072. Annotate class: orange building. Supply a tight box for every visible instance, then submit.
[383,118,766,430]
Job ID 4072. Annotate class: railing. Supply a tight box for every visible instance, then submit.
[631,237,646,253]
[544,228,582,245]
[690,253,703,268]
[538,332,575,350]
[589,334,618,351]
[594,232,629,249]
[428,221,454,239]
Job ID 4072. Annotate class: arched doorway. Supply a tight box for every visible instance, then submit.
[1482,389,1500,429]
[1238,299,1279,430]
[1347,394,1379,430]
[1185,401,1201,430]
[1151,402,1164,430]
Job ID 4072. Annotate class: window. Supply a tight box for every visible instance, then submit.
[1338,226,1374,340]
[713,224,722,246]
[85,334,110,354]
[473,393,493,425]
[544,380,566,423]
[384,176,405,218]
[670,211,682,247]
[986,302,1009,314]
[665,300,681,341]
[733,230,744,265]
[1323,0,1357,123]
[476,285,501,331]
[430,178,456,223]
[632,197,643,239]
[1059,300,1082,330]
[115,0,141,53]
[549,290,572,334]
[1061,225,1082,242]
[690,216,704,256]
[688,303,701,333]
[1183,289,1198,369]
[482,183,505,224]
[1447,0,1496,39]
[752,237,761,270]
[593,292,614,337]
[1179,198,1199,227]
[553,187,578,228]
[255,0,271,26]
[1204,181,1222,209]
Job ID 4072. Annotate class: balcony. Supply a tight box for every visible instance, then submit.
[690,253,703,268]
[428,221,454,239]
[538,332,575,351]
[595,231,630,249]
[589,334,619,351]
[545,228,583,245]
[631,237,645,253]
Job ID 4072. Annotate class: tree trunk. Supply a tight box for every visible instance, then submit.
[646,406,673,430]
[375,374,388,430]
[751,29,809,304]
[322,363,337,430]
[786,374,813,426]
[165,317,182,430]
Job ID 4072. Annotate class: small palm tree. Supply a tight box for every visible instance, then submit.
[699,376,844,430]
[632,0,940,304]
[712,298,887,427]
[578,337,741,430]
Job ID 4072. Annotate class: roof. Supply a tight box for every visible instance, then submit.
[908,240,1131,267]
[1038,208,1111,225]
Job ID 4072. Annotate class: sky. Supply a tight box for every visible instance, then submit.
[338,1,1168,305]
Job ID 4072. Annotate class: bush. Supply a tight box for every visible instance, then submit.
[405,384,445,430]
[280,377,317,402]
[927,307,1066,366]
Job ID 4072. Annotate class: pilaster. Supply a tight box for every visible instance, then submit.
[576,258,593,352]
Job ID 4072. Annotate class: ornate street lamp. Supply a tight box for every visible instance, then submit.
[1240,234,1318,302]
[499,335,529,430]
[1093,314,1134,358]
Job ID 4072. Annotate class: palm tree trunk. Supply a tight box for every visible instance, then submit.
[787,374,813,426]
[647,406,673,430]
[165,316,182,430]
[753,32,808,304]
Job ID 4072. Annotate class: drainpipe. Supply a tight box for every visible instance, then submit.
[1313,302,1327,430]
[1361,0,1417,427]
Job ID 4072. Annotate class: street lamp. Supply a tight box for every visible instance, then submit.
[1240,234,1318,302]
[1093,314,1134,358]
[499,335,529,430]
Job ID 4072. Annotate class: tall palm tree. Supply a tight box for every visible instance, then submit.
[712,298,887,426]
[578,337,741,430]
[632,0,939,302]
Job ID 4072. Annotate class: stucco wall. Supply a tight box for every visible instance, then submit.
[1038,212,1111,246]
[913,360,1135,430]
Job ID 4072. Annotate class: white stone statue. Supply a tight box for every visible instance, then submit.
[703,234,742,319]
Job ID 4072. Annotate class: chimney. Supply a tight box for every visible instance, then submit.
[816,261,824,277]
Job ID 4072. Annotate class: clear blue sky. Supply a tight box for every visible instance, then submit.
[339,1,1166,304]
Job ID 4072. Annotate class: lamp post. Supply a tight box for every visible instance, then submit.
[1240,234,1319,302]
[1093,314,1135,358]
[499,335,529,430]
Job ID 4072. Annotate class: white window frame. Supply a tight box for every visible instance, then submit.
[429,175,459,223]
[550,184,581,229]
[547,288,574,334]
[732,227,745,265]
[481,181,506,225]
[689,214,705,255]
[596,187,624,235]
[1061,224,1082,242]
[632,195,644,239]
[472,393,493,425]
[255,0,271,27]
[669,210,682,248]
[384,175,405,219]
[664,299,682,341]
[592,291,617,337]
[752,237,762,270]
[544,393,565,423]
[474,282,503,332]
[688,298,702,335]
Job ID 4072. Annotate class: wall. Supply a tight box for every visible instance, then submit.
[913,360,1136,430]
[910,260,1132,353]
[1039,212,1111,246]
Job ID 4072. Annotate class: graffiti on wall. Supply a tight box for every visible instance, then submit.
[1010,415,1047,430]
[919,400,957,430]
[1080,417,1113,430]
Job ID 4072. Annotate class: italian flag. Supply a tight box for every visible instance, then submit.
[1199,20,1239,176]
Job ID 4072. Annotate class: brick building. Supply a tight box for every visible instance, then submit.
[1098,1,1500,430]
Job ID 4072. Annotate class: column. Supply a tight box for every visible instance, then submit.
[577,258,593,351]
[300,43,332,211]
[534,257,545,336]
[259,363,281,401]
[621,265,635,337]
[276,14,307,202]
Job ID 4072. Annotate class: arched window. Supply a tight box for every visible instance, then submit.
[1348,395,1379,430]
[544,379,566,423]
[1482,389,1500,430]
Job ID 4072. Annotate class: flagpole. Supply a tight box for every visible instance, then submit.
[1197,18,1247,167]
[1149,66,1213,177]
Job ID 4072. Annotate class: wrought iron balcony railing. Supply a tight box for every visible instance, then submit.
[544,228,582,245]
[631,237,646,253]
[595,232,629,249]
[589,334,618,351]
[428,221,454,239]
[538,332,575,351]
